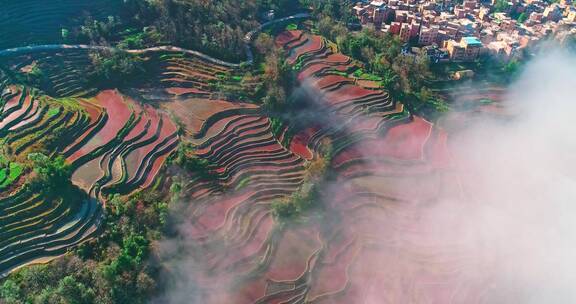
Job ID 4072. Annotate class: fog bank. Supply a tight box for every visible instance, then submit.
[444,50,576,303]
[152,50,576,304]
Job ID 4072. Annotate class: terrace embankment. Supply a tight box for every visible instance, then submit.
[66,90,179,198]
[0,83,178,276]
[262,31,490,303]
[0,46,263,278]
[0,84,106,277]
[153,31,492,304]
[0,22,499,301]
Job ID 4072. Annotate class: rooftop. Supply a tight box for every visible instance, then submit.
[463,36,482,45]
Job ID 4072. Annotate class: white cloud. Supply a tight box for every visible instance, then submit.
[444,50,576,303]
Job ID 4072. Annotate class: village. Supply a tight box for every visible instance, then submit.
[352,0,576,62]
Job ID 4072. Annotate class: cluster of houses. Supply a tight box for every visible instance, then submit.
[352,0,576,62]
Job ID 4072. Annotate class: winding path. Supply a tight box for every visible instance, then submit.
[0,13,310,68]
[0,45,244,67]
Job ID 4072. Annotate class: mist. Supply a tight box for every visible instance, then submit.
[152,50,576,303]
[440,49,576,303]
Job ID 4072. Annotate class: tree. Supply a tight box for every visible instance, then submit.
[305,139,333,181]
[0,280,21,303]
[55,276,96,304]
[392,52,430,92]
[361,46,376,64]
[21,63,45,88]
[89,50,145,87]
[318,16,333,38]
[339,35,362,60]
[260,48,293,112]
[272,182,319,220]
[255,33,275,54]
[271,199,298,219]
[372,55,399,90]
[262,86,287,112]
[174,146,212,178]
[300,0,351,21]
[75,15,121,45]
[337,30,401,66]
[27,153,72,199]
[0,169,168,304]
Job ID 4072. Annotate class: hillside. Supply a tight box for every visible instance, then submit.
[0,2,511,304]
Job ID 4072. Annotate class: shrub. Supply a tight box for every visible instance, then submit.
[285,23,298,31]
[0,162,23,189]
[117,32,146,49]
[89,50,146,87]
[272,182,319,220]
[27,153,72,200]
[173,143,216,182]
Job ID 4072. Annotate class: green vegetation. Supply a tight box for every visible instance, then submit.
[0,162,23,189]
[330,28,448,118]
[1,187,172,304]
[117,32,148,49]
[411,87,450,114]
[517,12,528,23]
[172,143,218,183]
[272,139,332,220]
[272,182,319,219]
[270,117,285,138]
[88,51,146,87]
[270,116,295,147]
[259,49,294,113]
[14,63,45,88]
[46,107,60,117]
[0,1,518,302]
[433,55,525,84]
[70,0,303,62]
[27,65,44,83]
[286,23,298,31]
[27,153,72,200]
[300,0,354,22]
[0,139,174,304]
[51,96,85,111]
[207,71,256,101]
[353,69,383,81]
[61,28,70,41]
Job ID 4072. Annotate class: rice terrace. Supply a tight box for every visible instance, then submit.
[0,0,575,303]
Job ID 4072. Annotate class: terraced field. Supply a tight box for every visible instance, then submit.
[1,49,97,97]
[146,31,487,303]
[0,23,488,302]
[152,51,260,101]
[278,30,412,155]
[0,77,178,275]
[0,40,270,276]
[0,83,102,276]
